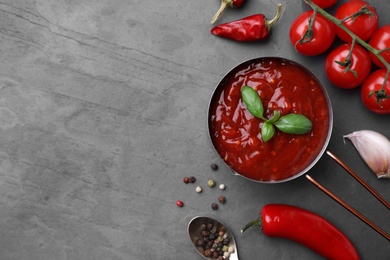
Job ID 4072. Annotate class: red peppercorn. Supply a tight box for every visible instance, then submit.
[183,177,189,184]
[176,200,184,207]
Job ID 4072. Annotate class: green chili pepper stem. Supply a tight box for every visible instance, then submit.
[240,216,262,233]
[265,4,282,30]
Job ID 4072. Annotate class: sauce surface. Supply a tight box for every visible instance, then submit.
[209,58,332,182]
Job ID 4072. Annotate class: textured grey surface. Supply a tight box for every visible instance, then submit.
[0,0,389,259]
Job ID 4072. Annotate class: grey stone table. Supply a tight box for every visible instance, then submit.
[0,0,389,259]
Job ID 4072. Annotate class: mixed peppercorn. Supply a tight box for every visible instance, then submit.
[196,222,235,259]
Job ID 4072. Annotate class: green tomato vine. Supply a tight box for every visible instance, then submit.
[304,0,390,105]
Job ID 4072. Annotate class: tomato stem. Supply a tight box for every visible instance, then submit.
[304,0,390,106]
[378,47,390,55]
[369,71,390,106]
[297,10,317,45]
[334,39,358,78]
[340,5,373,23]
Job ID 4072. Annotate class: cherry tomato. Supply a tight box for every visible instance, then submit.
[335,0,378,42]
[369,25,390,69]
[325,43,371,89]
[310,0,337,9]
[361,69,390,114]
[289,10,335,56]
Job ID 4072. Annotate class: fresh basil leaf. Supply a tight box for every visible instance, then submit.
[274,114,312,134]
[265,110,281,124]
[261,122,275,142]
[241,86,265,120]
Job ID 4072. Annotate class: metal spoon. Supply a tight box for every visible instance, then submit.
[188,216,239,260]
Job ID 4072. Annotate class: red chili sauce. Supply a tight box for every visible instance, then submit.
[209,58,331,182]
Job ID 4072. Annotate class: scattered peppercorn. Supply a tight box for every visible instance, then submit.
[218,196,226,204]
[211,203,219,210]
[211,163,218,171]
[183,177,190,184]
[196,186,202,193]
[219,183,226,190]
[208,179,216,187]
[189,176,196,183]
[176,200,184,207]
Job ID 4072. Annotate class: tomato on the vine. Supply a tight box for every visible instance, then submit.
[335,0,378,42]
[369,25,390,69]
[289,10,335,56]
[325,43,371,89]
[310,0,337,9]
[361,70,390,114]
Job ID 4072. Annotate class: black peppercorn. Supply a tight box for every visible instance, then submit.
[210,163,218,171]
[211,203,219,210]
[189,176,196,183]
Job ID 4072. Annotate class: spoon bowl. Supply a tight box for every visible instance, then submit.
[188,216,239,260]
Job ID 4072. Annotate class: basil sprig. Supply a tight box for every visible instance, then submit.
[241,86,312,142]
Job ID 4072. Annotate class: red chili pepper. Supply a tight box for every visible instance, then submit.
[241,204,360,260]
[211,0,245,24]
[210,4,282,42]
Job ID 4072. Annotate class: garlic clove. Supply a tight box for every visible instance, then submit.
[344,130,390,179]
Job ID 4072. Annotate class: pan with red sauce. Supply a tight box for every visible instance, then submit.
[208,57,333,182]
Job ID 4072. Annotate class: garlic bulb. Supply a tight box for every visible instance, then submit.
[344,130,390,178]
